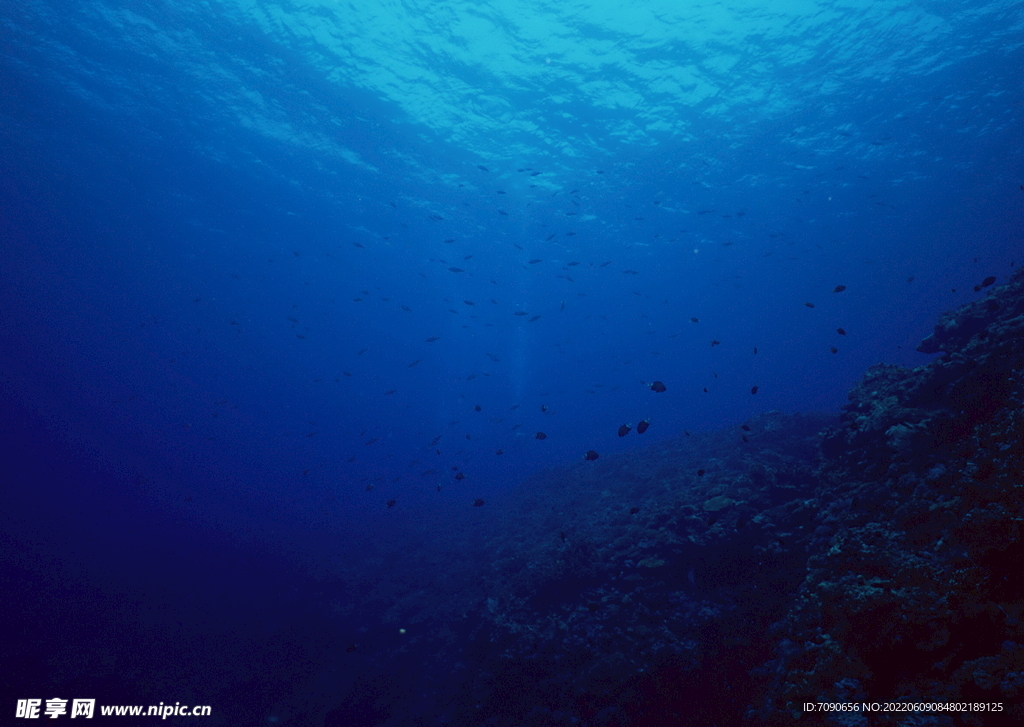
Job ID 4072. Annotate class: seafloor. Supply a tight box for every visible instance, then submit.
[331,268,1024,727]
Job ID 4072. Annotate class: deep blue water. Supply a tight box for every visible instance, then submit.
[2,0,1022,724]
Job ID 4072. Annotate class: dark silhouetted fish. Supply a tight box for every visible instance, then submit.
[833,285,847,293]
[753,346,758,354]
[448,267,464,273]
[691,317,699,323]
[514,311,528,316]
[426,336,440,342]
[584,450,599,461]
[836,328,846,336]
[711,340,720,346]
[474,404,482,411]
[751,385,759,394]
[386,499,397,508]
[529,259,543,264]
[495,449,503,455]
[545,233,556,241]
[629,506,640,514]
[618,424,631,437]
[384,389,397,395]
[455,472,466,480]
[830,347,838,353]
[498,210,508,215]
[741,424,751,431]
[473,498,485,506]
[804,302,815,308]
[528,315,541,321]
[401,305,412,311]
[637,419,650,434]
[649,381,667,392]
[408,359,422,367]
[697,469,705,476]
[464,300,475,305]
[477,165,489,171]
[535,432,547,440]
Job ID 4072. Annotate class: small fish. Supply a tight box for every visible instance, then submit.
[637,419,650,434]
[976,276,997,290]
[622,269,639,274]
[584,450,599,461]
[830,347,838,353]
[514,311,528,316]
[836,328,846,336]
[443,238,456,243]
[535,432,547,440]
[498,210,508,215]
[697,469,705,476]
[804,302,816,308]
[618,424,632,437]
[495,449,504,455]
[455,472,466,480]
[649,381,667,393]
[365,437,379,445]
[600,261,612,267]
[690,317,699,323]
[832,285,847,293]
[753,346,758,355]
[384,389,397,395]
[711,340,720,347]
[751,385,759,394]
[477,165,489,171]
[464,300,475,305]
[401,305,412,311]
[473,498,486,506]
[528,315,541,322]
[629,506,640,515]
[386,499,397,508]
[545,233,556,241]
[365,484,373,491]
[425,336,440,342]
[408,359,422,367]
[540,404,548,412]
[448,267,464,273]
[474,404,482,411]
[429,214,444,221]
[529,259,543,264]
[741,424,751,431]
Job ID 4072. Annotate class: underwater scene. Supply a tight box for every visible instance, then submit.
[2,0,1023,725]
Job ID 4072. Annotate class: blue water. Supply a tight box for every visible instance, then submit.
[2,0,1022,724]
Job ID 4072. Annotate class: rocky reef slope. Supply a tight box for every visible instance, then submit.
[453,268,1024,727]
